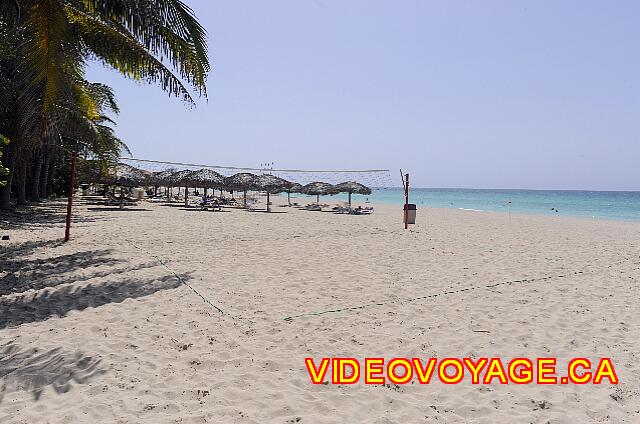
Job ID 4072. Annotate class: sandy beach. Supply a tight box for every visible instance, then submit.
[1,195,639,423]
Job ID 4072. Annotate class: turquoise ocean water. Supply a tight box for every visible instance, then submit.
[316,188,640,222]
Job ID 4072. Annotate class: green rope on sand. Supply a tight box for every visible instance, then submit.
[283,272,583,322]
[127,240,224,314]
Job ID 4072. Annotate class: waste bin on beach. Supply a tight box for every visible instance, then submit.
[404,203,416,224]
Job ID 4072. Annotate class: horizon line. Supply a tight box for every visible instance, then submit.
[378,186,640,193]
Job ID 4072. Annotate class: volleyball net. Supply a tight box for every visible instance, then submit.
[119,157,396,188]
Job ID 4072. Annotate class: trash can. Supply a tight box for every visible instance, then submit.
[404,203,416,224]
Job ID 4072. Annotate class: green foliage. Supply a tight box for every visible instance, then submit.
[0,1,209,205]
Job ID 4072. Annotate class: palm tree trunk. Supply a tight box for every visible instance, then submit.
[0,142,16,210]
[40,148,51,198]
[16,159,27,205]
[30,148,42,201]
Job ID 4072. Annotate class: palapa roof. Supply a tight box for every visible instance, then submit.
[273,182,303,194]
[333,181,372,195]
[254,174,293,193]
[184,168,226,188]
[281,183,302,193]
[224,172,259,191]
[300,182,339,196]
[289,183,303,193]
[101,163,149,187]
[166,169,193,186]
[148,168,177,186]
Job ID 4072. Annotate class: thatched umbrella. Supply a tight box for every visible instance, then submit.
[149,168,177,198]
[95,163,147,187]
[95,163,149,208]
[166,169,195,206]
[166,169,190,186]
[276,182,303,206]
[149,168,176,185]
[185,169,225,197]
[255,174,292,212]
[301,182,339,204]
[112,163,150,187]
[334,181,372,207]
[185,168,225,187]
[224,173,259,206]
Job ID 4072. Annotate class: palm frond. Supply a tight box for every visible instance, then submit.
[66,5,194,103]
[78,0,209,95]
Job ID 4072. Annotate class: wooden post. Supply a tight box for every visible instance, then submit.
[404,173,409,229]
[64,150,77,242]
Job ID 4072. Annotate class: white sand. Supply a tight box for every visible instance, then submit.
[1,195,639,423]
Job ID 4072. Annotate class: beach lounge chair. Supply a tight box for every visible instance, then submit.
[207,201,222,211]
[105,192,138,207]
[196,197,222,211]
[304,204,322,211]
[332,206,351,214]
[350,206,373,215]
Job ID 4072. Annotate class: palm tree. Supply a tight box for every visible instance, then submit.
[0,134,9,188]
[43,79,129,199]
[0,0,210,208]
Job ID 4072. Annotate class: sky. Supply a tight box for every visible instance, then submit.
[86,0,639,190]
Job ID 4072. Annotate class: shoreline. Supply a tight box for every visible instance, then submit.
[3,196,640,230]
[406,204,640,226]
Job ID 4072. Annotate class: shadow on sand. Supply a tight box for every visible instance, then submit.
[86,207,152,212]
[0,273,184,330]
[0,341,106,402]
[177,208,231,213]
[0,240,190,329]
[0,202,110,231]
[0,242,160,297]
[244,209,288,214]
